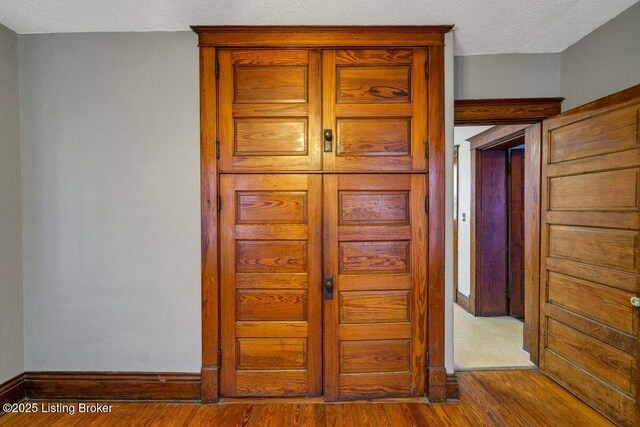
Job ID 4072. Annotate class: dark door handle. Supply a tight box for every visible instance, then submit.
[323,129,333,152]
[324,277,334,300]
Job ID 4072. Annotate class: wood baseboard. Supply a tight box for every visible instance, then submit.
[456,291,471,313]
[446,373,459,400]
[24,372,201,401]
[200,366,219,402]
[0,373,26,413]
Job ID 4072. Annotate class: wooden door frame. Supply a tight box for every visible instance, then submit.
[453,95,562,366]
[466,123,542,364]
[194,26,452,403]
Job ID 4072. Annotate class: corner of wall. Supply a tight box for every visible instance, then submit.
[0,22,25,384]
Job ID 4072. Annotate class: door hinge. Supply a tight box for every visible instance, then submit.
[215,58,220,79]
[215,138,220,159]
[218,349,222,366]
[217,196,221,212]
[425,196,430,213]
[425,140,430,158]
[425,59,429,79]
[506,284,511,299]
[425,351,430,367]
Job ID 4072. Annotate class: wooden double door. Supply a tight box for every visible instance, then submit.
[216,47,431,400]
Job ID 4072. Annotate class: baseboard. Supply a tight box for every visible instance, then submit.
[24,372,201,401]
[0,373,26,413]
[427,367,447,402]
[456,291,471,313]
[446,373,459,400]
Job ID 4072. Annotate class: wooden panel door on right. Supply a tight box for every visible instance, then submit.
[323,174,428,400]
[540,94,640,426]
[322,49,428,172]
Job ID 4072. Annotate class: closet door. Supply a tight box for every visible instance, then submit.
[218,50,321,171]
[322,49,428,172]
[219,174,322,397]
[323,174,428,400]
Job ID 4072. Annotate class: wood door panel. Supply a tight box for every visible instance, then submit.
[324,174,427,400]
[237,191,307,224]
[339,191,409,224]
[335,49,413,65]
[544,350,635,427]
[336,118,411,156]
[548,105,639,163]
[548,225,638,272]
[337,67,410,103]
[220,174,321,397]
[547,272,637,335]
[340,340,411,373]
[234,66,308,103]
[219,49,321,171]
[339,291,411,323]
[236,241,307,273]
[323,49,427,171]
[549,169,640,211]
[541,90,640,427]
[547,319,635,395]
[236,290,307,321]
[339,241,410,273]
[237,338,307,370]
[235,119,307,155]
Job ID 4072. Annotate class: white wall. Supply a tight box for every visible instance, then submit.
[0,23,24,383]
[455,53,561,99]
[560,1,640,110]
[19,32,201,372]
[454,126,491,298]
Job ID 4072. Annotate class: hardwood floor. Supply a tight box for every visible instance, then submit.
[0,370,613,426]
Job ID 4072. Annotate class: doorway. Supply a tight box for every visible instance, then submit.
[453,124,542,370]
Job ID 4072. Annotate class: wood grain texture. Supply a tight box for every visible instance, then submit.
[454,97,563,125]
[197,27,448,403]
[540,85,640,427]
[323,48,427,172]
[324,174,427,401]
[509,148,525,318]
[475,149,509,316]
[0,373,25,412]
[0,371,615,426]
[426,44,445,402]
[220,174,322,397]
[199,47,219,402]
[219,49,321,172]
[23,372,201,401]
[523,122,542,363]
[192,26,452,47]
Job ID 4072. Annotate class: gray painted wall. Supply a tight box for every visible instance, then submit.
[0,23,24,383]
[455,53,562,99]
[561,2,640,110]
[19,32,201,372]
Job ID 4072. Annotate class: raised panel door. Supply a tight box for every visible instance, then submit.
[220,174,322,397]
[218,50,321,171]
[540,101,640,427]
[322,49,428,171]
[323,174,428,400]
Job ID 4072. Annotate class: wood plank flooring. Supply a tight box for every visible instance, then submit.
[0,370,614,426]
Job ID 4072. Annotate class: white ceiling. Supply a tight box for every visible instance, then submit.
[0,0,637,55]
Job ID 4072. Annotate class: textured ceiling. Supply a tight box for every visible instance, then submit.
[0,0,637,55]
